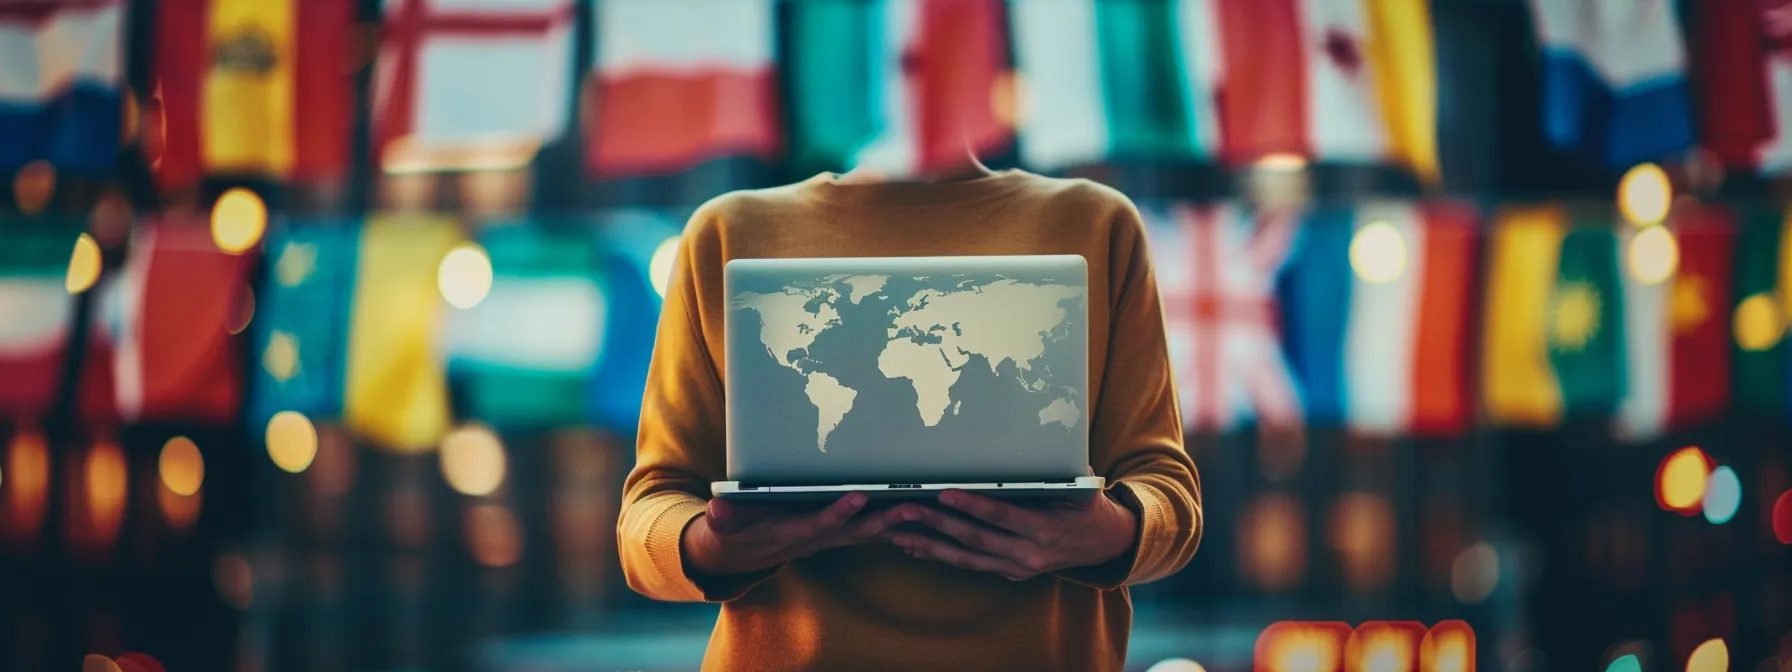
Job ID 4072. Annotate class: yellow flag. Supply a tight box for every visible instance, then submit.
[204,0,296,175]
[1482,205,1568,426]
[1366,0,1440,187]
[1780,210,1792,322]
[344,215,462,452]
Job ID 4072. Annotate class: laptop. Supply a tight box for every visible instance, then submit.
[713,254,1104,502]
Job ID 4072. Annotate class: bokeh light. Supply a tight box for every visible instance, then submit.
[650,235,680,298]
[1451,542,1500,604]
[214,552,253,610]
[210,188,267,254]
[1658,447,1714,513]
[266,411,319,474]
[1345,622,1423,672]
[227,285,255,335]
[1628,225,1679,286]
[437,241,494,309]
[157,436,204,497]
[85,440,129,546]
[440,424,507,497]
[114,652,167,672]
[1618,163,1671,227]
[1257,622,1348,672]
[157,476,201,532]
[83,653,122,672]
[1420,622,1475,672]
[1608,654,1644,672]
[1256,153,1310,172]
[1703,467,1742,525]
[14,160,56,215]
[1145,658,1206,672]
[1734,293,1785,352]
[1773,490,1792,545]
[3,428,50,539]
[65,233,102,294]
[1240,493,1307,591]
[1349,222,1407,284]
[1687,639,1729,672]
[464,503,524,568]
[1332,492,1396,593]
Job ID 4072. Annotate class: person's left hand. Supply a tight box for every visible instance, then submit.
[885,489,1138,582]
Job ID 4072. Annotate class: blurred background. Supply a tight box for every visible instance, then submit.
[3,0,1792,670]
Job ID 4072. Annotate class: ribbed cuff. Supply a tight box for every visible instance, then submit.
[649,500,783,603]
[1053,481,1158,591]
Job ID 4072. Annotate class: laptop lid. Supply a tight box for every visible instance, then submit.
[724,255,1089,485]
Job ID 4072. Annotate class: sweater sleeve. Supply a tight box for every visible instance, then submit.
[616,205,778,603]
[1054,200,1203,590]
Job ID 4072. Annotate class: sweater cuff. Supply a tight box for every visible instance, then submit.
[646,499,780,602]
[1053,480,1160,591]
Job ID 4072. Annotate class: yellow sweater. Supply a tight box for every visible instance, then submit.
[618,170,1203,671]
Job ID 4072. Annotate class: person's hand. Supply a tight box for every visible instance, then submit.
[682,493,909,578]
[888,490,1138,582]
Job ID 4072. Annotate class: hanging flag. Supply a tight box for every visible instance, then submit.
[249,223,359,430]
[0,229,79,417]
[1209,0,1438,182]
[373,0,575,170]
[1731,207,1792,416]
[0,0,123,173]
[1151,204,1303,432]
[1007,0,1218,170]
[80,225,250,425]
[444,223,604,427]
[585,0,780,176]
[1738,1,1792,175]
[1525,0,1693,169]
[1617,205,1736,439]
[587,210,678,432]
[1483,206,1628,427]
[342,214,461,451]
[1687,0,1774,170]
[788,0,1011,176]
[1278,201,1478,436]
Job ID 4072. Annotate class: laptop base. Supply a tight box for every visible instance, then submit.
[712,476,1105,503]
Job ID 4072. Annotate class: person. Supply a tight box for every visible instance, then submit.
[617,155,1202,671]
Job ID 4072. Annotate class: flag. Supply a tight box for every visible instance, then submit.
[342,214,461,451]
[1732,207,1792,416]
[250,223,359,429]
[1007,0,1219,170]
[152,0,356,189]
[1210,0,1438,182]
[1616,205,1736,439]
[80,225,250,424]
[585,0,780,176]
[1150,204,1303,432]
[444,223,604,427]
[1483,206,1628,427]
[587,210,679,431]
[1525,0,1693,169]
[1687,0,1774,170]
[0,0,123,173]
[1278,201,1478,436]
[0,229,79,417]
[788,0,1011,176]
[373,0,575,169]
[1736,1,1792,175]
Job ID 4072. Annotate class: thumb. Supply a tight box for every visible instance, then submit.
[706,498,745,535]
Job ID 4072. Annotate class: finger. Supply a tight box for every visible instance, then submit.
[845,503,925,541]
[910,507,1029,557]
[706,498,747,535]
[891,533,1035,581]
[938,490,1045,537]
[773,492,868,543]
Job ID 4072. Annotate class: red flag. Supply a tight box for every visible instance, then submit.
[1690,0,1774,168]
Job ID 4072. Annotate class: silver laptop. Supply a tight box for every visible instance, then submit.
[714,254,1104,501]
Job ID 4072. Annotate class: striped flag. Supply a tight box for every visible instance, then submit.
[373,0,574,169]
[342,214,461,451]
[1617,205,1736,439]
[1483,206,1628,427]
[585,0,780,176]
[0,0,123,173]
[1150,204,1303,432]
[588,210,679,432]
[152,0,356,189]
[1278,201,1478,436]
[1687,0,1775,170]
[445,223,605,427]
[1211,0,1438,182]
[1732,208,1792,416]
[250,223,359,429]
[1007,0,1220,170]
[80,225,250,424]
[788,0,1011,176]
[0,229,79,417]
[1526,0,1693,169]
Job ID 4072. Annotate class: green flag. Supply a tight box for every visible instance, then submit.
[1546,223,1628,417]
[788,0,881,174]
[1732,208,1790,416]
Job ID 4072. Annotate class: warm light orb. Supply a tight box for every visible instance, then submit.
[4,429,49,535]
[158,436,204,496]
[14,160,56,215]
[1703,466,1742,525]
[1618,163,1672,227]
[440,424,507,496]
[82,654,122,672]
[1734,293,1785,351]
[465,503,524,568]
[1256,153,1310,172]
[1420,624,1474,672]
[437,242,493,309]
[650,235,680,298]
[214,551,253,610]
[265,411,319,473]
[1686,639,1729,672]
[1772,489,1792,545]
[85,440,128,541]
[1349,222,1408,284]
[1144,658,1207,672]
[1628,225,1679,285]
[66,233,102,294]
[1451,542,1501,604]
[1657,447,1713,513]
[210,188,267,254]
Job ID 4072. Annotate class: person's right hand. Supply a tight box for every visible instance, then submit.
[681,492,912,577]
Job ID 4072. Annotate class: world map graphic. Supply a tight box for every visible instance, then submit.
[732,274,1085,452]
